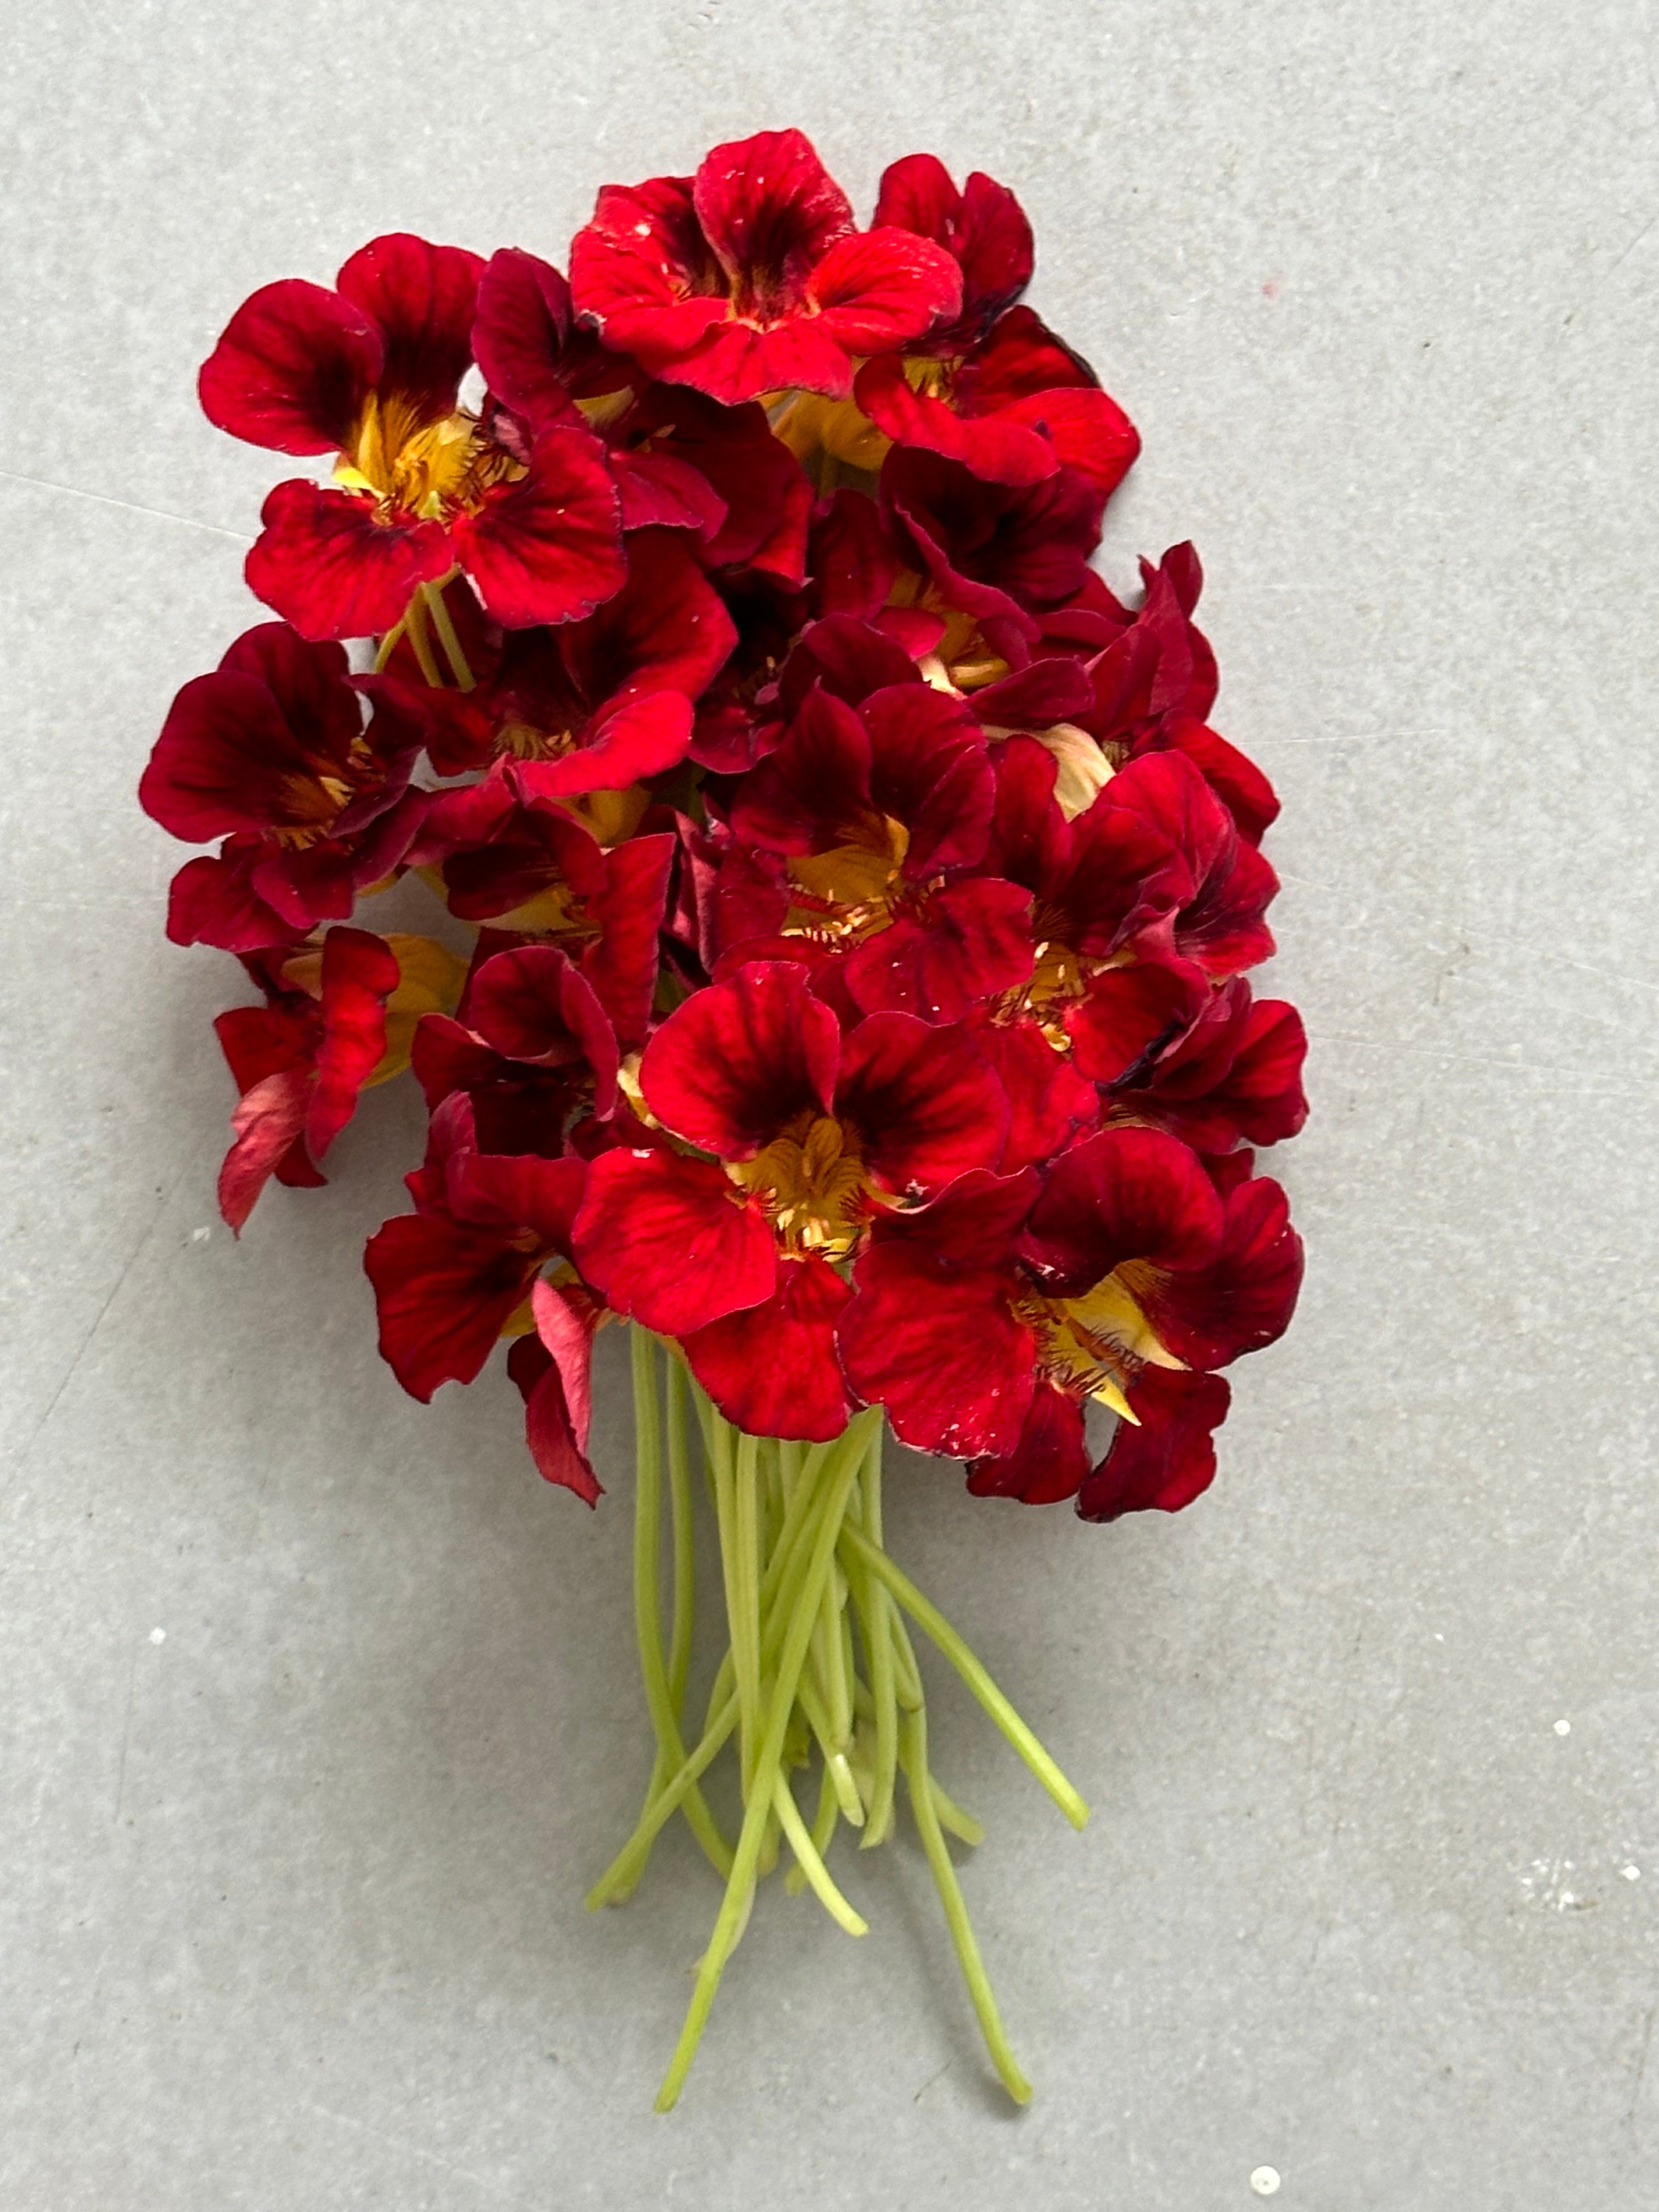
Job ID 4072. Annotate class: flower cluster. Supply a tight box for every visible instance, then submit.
[148,128,1304,1523]
[145,130,1307,2107]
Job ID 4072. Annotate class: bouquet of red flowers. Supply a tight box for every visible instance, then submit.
[142,128,1306,2107]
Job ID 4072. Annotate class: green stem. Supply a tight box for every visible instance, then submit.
[839,1521,1089,1832]
[771,1773,867,1936]
[855,1430,899,1845]
[733,1430,763,1786]
[629,1329,732,1882]
[585,1693,740,1909]
[656,1409,880,2111]
[901,1705,1032,2107]
[785,1760,842,1896]
[402,589,444,687]
[372,619,405,673]
[663,1355,695,1719]
[421,574,475,690]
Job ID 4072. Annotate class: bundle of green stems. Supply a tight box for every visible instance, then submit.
[589,1328,1090,2110]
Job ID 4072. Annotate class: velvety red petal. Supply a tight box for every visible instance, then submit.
[584,832,674,1052]
[452,428,624,630]
[1077,1367,1231,1521]
[834,1011,1007,1197]
[968,1015,1098,1172]
[680,1254,852,1441]
[446,1150,589,1254]
[843,877,1034,1023]
[198,278,383,455]
[640,960,839,1159]
[873,157,1033,339]
[246,479,450,641]
[1020,1126,1225,1294]
[729,686,873,855]
[364,1210,537,1401]
[571,1147,776,1336]
[839,1240,1034,1459]
[335,233,483,420]
[305,926,400,1159]
[560,526,739,719]
[1066,960,1210,1085]
[569,176,730,366]
[472,247,585,432]
[463,946,619,1112]
[166,843,306,952]
[692,128,853,298]
[857,355,1059,487]
[1152,719,1280,844]
[510,692,692,802]
[805,227,963,352]
[966,1379,1091,1504]
[1138,1175,1304,1370]
[142,667,320,842]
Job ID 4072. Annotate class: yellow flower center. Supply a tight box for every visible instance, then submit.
[726,1113,874,1259]
[333,396,518,521]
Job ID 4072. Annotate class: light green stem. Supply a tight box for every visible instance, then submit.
[402,589,444,687]
[585,1694,740,1909]
[839,1521,1089,1832]
[420,575,475,690]
[656,1409,879,2111]
[771,1773,867,1936]
[901,1705,1032,2106]
[663,1356,695,1718]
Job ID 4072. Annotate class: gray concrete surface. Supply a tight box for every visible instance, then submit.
[3,2,1657,2205]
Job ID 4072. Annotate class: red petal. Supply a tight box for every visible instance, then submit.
[1066,960,1210,1086]
[472,247,583,431]
[967,1015,1098,1172]
[584,832,674,1052]
[198,279,382,455]
[843,877,1034,1023]
[217,1066,310,1233]
[571,1148,776,1337]
[364,1212,537,1401]
[1137,1175,1304,1370]
[246,479,450,641]
[462,945,619,1113]
[681,1254,852,1441]
[560,526,739,720]
[1020,1126,1224,1294]
[166,842,304,952]
[454,427,625,629]
[447,1151,589,1254]
[640,960,839,1159]
[966,1379,1090,1503]
[305,926,400,1159]
[805,227,963,352]
[569,175,729,366]
[873,157,1032,340]
[510,692,692,802]
[692,128,853,297]
[334,233,483,420]
[1077,1367,1231,1520]
[834,1012,1007,1197]
[839,1240,1034,1458]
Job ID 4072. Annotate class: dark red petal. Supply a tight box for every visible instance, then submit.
[217,1066,310,1233]
[305,926,400,1159]
[838,1240,1034,1459]
[994,384,1140,497]
[691,128,853,297]
[221,622,361,751]
[571,1148,776,1337]
[1077,1367,1231,1521]
[968,1016,1098,1172]
[1153,719,1279,844]
[166,843,306,952]
[142,669,316,842]
[364,1211,535,1402]
[246,479,450,641]
[640,960,839,1159]
[198,279,383,455]
[452,428,625,630]
[335,233,483,419]
[966,1379,1090,1504]
[873,157,1033,338]
[584,832,674,1052]
[472,247,584,431]
[865,1165,1040,1265]
[681,1254,853,1441]
[1066,960,1210,1086]
[1220,1001,1310,1147]
[805,228,963,352]
[729,686,873,855]
[464,945,619,1113]
[447,1152,589,1254]
[1138,1175,1304,1370]
[857,354,1059,487]
[843,877,1034,1024]
[560,527,739,720]
[1020,1126,1224,1294]
[569,175,730,366]
[834,1012,1007,1197]
[510,692,693,802]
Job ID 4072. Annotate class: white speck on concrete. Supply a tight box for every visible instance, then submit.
[149,1628,166,1645]
[1553,1718,1571,1736]
[1250,2169,1282,2198]
[191,1226,210,1243]
[1623,1865,1641,1882]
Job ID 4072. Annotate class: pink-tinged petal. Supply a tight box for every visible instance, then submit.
[873,157,1033,340]
[452,428,625,630]
[839,1240,1035,1459]
[506,1305,602,1503]
[1138,1175,1304,1370]
[640,960,840,1159]
[691,128,853,297]
[334,233,483,419]
[364,1212,537,1402]
[1077,1367,1231,1521]
[246,479,450,641]
[198,279,383,455]
[681,1254,852,1441]
[805,227,963,352]
[1020,1126,1224,1295]
[571,1147,776,1336]
[510,692,693,802]
[966,1379,1091,1504]
[166,842,306,952]
[464,946,619,1114]
[304,926,399,1159]
[834,1012,1007,1197]
[217,1065,310,1233]
[1066,960,1210,1086]
[584,832,674,1052]
[532,1275,597,1451]
[843,877,1034,1023]
[472,248,585,431]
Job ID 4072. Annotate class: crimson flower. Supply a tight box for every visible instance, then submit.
[144,624,426,952]
[571,960,1008,1437]
[199,232,626,639]
[569,129,963,405]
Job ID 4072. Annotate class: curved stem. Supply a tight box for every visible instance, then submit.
[772,1773,867,1936]
[839,1520,1089,1832]
[420,575,475,690]
[402,588,444,687]
[585,1694,740,1909]
[901,1705,1032,2107]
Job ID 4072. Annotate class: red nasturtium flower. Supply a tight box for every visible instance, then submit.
[569,129,964,405]
[199,233,627,640]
